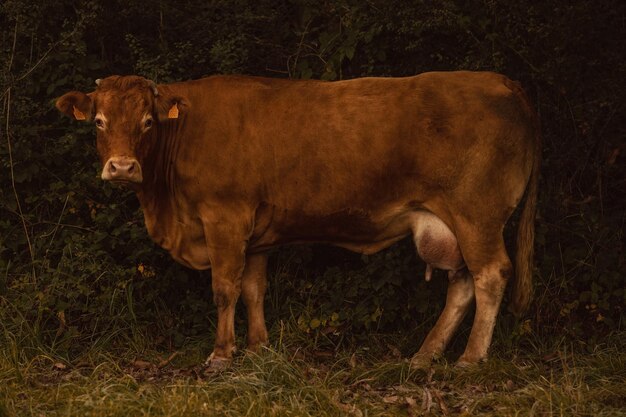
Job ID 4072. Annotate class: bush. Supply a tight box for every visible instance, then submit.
[1,0,623,355]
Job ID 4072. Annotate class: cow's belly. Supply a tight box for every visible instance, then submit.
[251,206,465,274]
[332,210,466,277]
[151,204,464,274]
[249,204,410,250]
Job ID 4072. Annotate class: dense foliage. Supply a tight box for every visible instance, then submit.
[1,0,624,355]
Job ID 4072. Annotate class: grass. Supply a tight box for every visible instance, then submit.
[1,319,625,417]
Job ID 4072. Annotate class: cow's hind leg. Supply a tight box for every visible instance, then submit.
[411,269,474,367]
[241,253,269,352]
[454,221,512,365]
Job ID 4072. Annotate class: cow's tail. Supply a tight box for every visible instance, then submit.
[508,81,541,317]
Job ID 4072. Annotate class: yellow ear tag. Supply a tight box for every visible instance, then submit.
[73,106,86,121]
[168,103,179,119]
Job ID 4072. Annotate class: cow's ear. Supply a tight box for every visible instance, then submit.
[155,94,189,121]
[56,91,93,121]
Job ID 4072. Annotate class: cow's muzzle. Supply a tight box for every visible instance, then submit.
[101,157,143,183]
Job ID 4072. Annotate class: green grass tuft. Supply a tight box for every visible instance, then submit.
[1,326,625,416]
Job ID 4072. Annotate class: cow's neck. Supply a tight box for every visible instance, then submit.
[135,121,183,247]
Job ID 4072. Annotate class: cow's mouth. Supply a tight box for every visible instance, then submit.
[107,178,142,188]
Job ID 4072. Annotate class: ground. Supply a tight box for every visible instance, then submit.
[1,329,624,416]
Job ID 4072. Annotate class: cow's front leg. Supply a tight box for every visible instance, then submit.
[205,246,246,369]
[241,252,269,352]
[203,218,251,369]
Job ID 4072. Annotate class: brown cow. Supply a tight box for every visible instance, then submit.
[56,71,540,368]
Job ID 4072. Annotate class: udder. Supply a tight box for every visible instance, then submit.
[412,211,465,281]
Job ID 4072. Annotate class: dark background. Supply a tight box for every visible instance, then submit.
[1,0,624,356]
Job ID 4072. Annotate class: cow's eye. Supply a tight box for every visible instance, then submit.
[95,118,104,129]
[144,118,153,129]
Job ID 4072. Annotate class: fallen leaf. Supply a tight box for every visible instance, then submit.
[457,404,470,415]
[312,350,334,359]
[542,352,559,362]
[53,362,67,371]
[321,326,338,335]
[426,366,435,384]
[392,385,413,393]
[383,395,399,404]
[607,148,619,165]
[349,353,357,369]
[432,389,449,415]
[406,397,419,417]
[386,343,402,359]
[131,360,154,370]
[337,403,363,417]
[421,388,433,412]
[504,379,515,391]
[56,311,66,338]
[158,351,180,368]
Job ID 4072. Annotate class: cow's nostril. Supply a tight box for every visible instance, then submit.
[102,157,142,182]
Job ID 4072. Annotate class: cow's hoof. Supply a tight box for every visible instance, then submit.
[204,353,232,372]
[245,343,267,354]
[455,356,482,368]
[409,353,434,369]
[455,361,477,369]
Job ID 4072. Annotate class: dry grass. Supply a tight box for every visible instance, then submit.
[1,329,625,417]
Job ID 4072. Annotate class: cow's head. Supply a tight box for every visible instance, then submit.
[56,75,187,185]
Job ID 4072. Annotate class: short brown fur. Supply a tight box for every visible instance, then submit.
[56,71,540,366]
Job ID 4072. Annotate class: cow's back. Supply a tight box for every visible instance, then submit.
[178,72,525,202]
